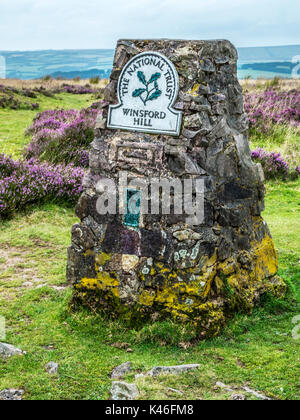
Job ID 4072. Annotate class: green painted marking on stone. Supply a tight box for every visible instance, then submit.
[124,189,141,228]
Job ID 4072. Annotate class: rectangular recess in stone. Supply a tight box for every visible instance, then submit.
[118,145,154,163]
[123,189,141,228]
[110,141,163,167]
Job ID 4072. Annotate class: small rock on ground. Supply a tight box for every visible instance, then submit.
[215,382,272,401]
[22,281,33,287]
[230,393,246,401]
[0,389,24,400]
[52,286,67,291]
[45,362,59,375]
[0,343,25,358]
[110,381,139,400]
[167,387,184,396]
[242,386,272,401]
[147,364,200,377]
[111,362,132,379]
[215,381,233,392]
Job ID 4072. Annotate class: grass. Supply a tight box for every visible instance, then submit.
[264,180,300,301]
[249,126,300,169]
[0,84,299,400]
[0,182,298,400]
[241,77,300,93]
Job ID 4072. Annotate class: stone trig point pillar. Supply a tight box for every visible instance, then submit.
[67,39,286,337]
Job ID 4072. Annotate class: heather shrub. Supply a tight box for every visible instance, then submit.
[0,85,40,110]
[0,94,39,110]
[61,84,95,94]
[0,153,18,178]
[290,166,300,180]
[33,85,60,98]
[245,89,300,133]
[25,107,100,167]
[251,148,290,179]
[0,153,84,217]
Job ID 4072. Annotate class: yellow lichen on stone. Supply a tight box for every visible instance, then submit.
[95,252,111,267]
[137,254,219,320]
[75,224,284,338]
[214,276,224,292]
[84,250,95,257]
[187,83,200,96]
[252,235,278,280]
[78,278,99,290]
[139,290,156,306]
[227,274,240,289]
[218,258,236,276]
[77,270,120,298]
[98,271,119,288]
[201,262,218,297]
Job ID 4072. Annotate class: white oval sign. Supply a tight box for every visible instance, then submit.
[107,51,182,136]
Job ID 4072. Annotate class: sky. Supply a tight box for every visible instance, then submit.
[0,0,299,51]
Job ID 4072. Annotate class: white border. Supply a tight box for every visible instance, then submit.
[107,51,182,136]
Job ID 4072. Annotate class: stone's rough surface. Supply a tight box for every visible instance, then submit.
[0,389,24,401]
[45,362,59,375]
[147,364,200,377]
[67,39,286,338]
[110,381,139,400]
[111,362,132,379]
[0,342,25,358]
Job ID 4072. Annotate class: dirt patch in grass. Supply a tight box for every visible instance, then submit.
[0,246,68,292]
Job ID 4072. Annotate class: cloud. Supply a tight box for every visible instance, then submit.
[0,0,299,50]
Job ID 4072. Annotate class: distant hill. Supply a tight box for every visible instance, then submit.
[240,61,295,75]
[0,45,299,80]
[0,49,114,80]
[50,68,111,79]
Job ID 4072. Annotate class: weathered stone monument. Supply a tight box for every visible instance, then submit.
[67,39,286,337]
